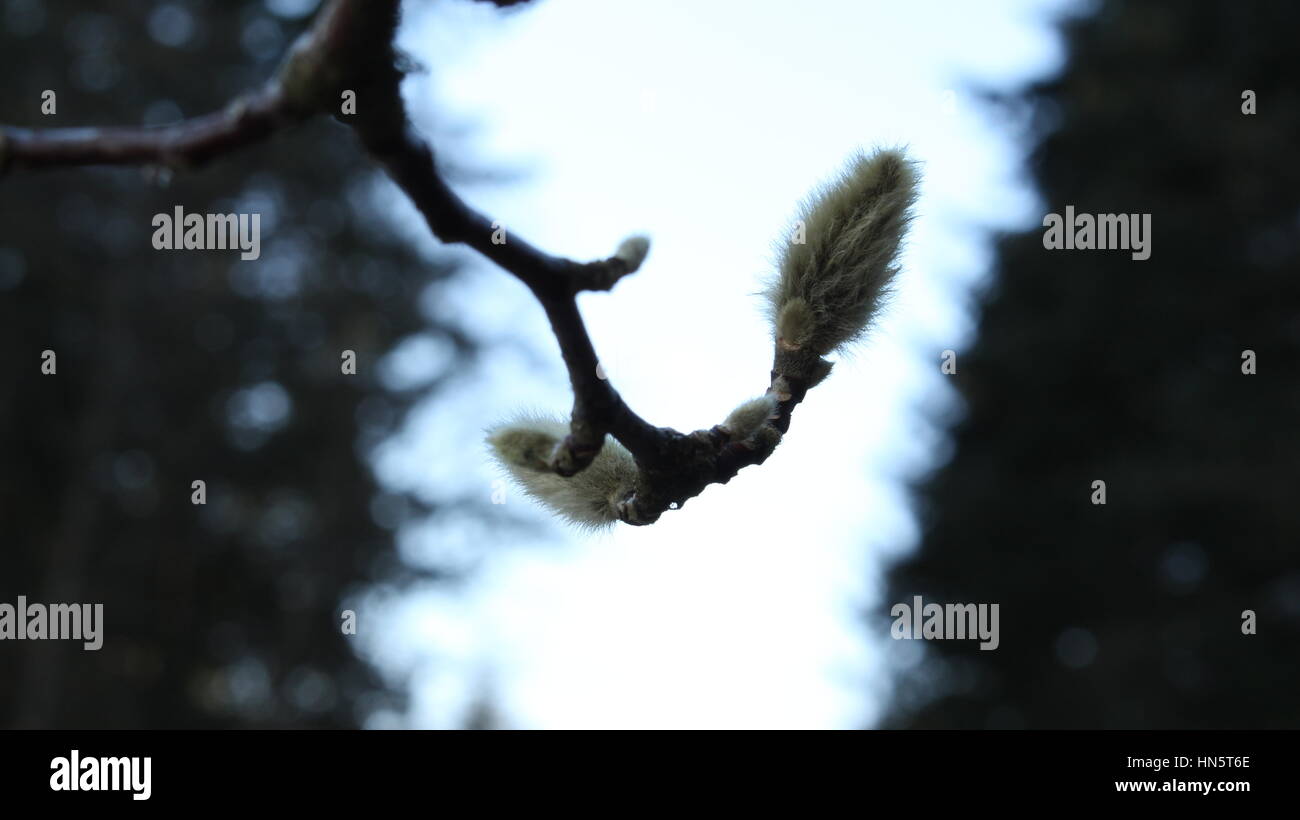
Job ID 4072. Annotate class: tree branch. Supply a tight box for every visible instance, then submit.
[0,0,914,527]
[0,88,293,172]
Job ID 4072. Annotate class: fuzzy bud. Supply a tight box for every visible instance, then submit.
[767,148,919,355]
[614,235,650,272]
[487,413,639,529]
[722,395,778,440]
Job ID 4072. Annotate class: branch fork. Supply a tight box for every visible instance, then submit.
[0,0,918,528]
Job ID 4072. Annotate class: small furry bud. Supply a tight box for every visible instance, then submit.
[614,235,650,272]
[487,424,556,472]
[767,148,918,355]
[722,395,778,440]
[486,413,639,528]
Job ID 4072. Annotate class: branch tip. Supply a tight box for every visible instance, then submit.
[614,235,650,272]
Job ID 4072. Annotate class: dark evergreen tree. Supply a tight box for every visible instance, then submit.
[882,0,1300,728]
[0,1,480,727]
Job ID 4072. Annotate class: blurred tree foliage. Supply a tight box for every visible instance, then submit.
[883,0,1300,728]
[0,0,482,727]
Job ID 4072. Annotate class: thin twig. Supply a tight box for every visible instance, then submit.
[0,0,815,526]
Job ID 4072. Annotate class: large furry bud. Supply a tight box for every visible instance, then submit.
[768,148,918,355]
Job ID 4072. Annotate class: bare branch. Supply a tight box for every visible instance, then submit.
[0,0,916,527]
[0,88,293,173]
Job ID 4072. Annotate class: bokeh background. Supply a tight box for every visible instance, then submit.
[1,0,1296,729]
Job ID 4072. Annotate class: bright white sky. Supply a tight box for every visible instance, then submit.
[357,0,1074,729]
